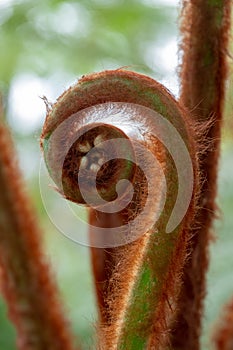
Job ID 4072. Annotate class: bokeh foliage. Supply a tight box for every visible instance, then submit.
[0,0,177,89]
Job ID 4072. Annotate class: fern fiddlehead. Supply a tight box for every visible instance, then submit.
[41,70,199,349]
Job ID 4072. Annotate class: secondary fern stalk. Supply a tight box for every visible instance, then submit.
[171,1,232,349]
[41,70,199,349]
[0,122,77,350]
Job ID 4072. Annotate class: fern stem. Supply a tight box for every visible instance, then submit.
[89,210,123,323]
[0,122,78,350]
[171,1,232,349]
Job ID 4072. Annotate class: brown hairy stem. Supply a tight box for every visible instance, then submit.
[171,1,232,349]
[89,211,124,322]
[214,297,233,350]
[0,122,78,350]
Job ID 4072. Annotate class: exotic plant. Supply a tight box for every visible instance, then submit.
[40,70,199,349]
[0,1,232,350]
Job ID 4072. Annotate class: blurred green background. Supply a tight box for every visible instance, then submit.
[0,0,232,349]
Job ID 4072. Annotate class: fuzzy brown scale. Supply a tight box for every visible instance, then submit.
[61,123,137,208]
[89,160,149,231]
